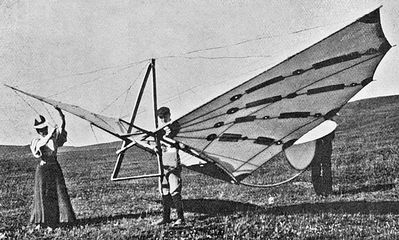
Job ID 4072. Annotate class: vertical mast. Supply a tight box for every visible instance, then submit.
[152,59,158,129]
[152,59,165,194]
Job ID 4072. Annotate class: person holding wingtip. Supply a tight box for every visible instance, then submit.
[29,107,76,228]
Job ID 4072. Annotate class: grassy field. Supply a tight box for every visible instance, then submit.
[1,95,399,239]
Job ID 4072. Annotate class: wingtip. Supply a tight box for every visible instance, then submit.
[3,84,17,91]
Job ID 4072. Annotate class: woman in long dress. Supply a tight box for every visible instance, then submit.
[29,107,76,228]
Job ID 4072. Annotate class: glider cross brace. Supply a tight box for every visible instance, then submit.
[111,59,165,182]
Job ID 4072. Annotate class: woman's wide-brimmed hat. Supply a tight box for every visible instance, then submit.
[33,115,48,129]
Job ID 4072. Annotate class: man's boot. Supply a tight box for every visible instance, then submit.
[154,194,172,225]
[172,194,185,226]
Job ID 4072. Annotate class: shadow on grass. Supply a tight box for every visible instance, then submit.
[69,210,161,227]
[333,183,395,195]
[183,199,260,215]
[182,197,399,217]
[265,200,399,215]
[68,186,399,227]
[70,198,260,226]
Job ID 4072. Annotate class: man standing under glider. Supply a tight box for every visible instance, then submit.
[311,130,335,196]
[153,107,185,226]
[30,107,76,228]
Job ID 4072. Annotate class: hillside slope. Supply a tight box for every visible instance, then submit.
[1,95,398,239]
[0,95,397,161]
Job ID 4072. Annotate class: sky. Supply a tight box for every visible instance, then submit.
[0,0,398,146]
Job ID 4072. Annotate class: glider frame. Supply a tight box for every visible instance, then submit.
[110,59,165,182]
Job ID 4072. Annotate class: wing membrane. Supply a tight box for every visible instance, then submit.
[6,9,391,186]
[171,9,391,183]
[6,85,129,138]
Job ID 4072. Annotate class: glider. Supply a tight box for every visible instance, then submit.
[6,8,391,187]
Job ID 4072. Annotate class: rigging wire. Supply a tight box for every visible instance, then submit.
[14,19,343,102]
[119,63,150,117]
[156,22,338,61]
[46,62,139,98]
[13,18,348,96]
[99,62,149,115]
[143,22,346,107]
[2,16,353,148]
[155,59,268,107]
[90,123,100,144]
[161,55,272,60]
[20,59,151,89]
[12,90,40,115]
[158,64,195,104]
[151,23,336,106]
[14,90,79,145]
[40,101,56,128]
[3,90,36,141]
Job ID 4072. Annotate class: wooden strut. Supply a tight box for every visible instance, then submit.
[152,59,166,195]
[111,59,164,181]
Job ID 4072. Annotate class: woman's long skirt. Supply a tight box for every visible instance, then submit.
[30,160,76,227]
